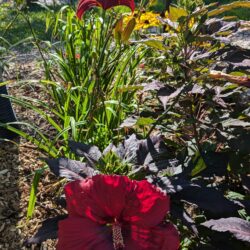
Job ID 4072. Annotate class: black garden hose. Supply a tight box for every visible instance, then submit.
[0,85,19,139]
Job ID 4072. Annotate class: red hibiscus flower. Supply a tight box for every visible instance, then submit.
[57,175,179,250]
[76,0,135,19]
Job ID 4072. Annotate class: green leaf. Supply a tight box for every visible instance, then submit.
[168,6,188,22]
[191,152,207,176]
[121,17,136,44]
[136,117,155,126]
[140,39,167,51]
[27,169,44,219]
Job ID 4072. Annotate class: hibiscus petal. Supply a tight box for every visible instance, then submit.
[64,175,134,224]
[124,223,180,250]
[76,0,135,19]
[57,217,113,250]
[123,180,170,227]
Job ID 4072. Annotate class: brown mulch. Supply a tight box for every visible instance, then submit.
[0,50,63,249]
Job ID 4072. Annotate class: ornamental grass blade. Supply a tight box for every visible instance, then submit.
[25,215,67,245]
[201,217,250,242]
[44,158,97,180]
[27,169,43,219]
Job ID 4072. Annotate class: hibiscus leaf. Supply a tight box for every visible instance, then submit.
[171,203,198,235]
[200,152,229,177]
[142,81,165,92]
[25,215,67,245]
[176,186,240,217]
[44,158,97,180]
[122,134,140,164]
[68,140,102,167]
[232,200,250,215]
[201,217,250,242]
[157,86,184,109]
[120,116,138,128]
[241,175,250,194]
[123,134,171,168]
[147,176,199,194]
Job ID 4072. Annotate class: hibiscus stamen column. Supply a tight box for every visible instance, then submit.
[112,219,125,249]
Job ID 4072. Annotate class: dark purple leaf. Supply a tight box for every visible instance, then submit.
[201,217,250,242]
[44,158,97,180]
[233,200,250,215]
[241,200,250,214]
[120,116,138,128]
[171,204,198,235]
[142,81,165,92]
[205,18,226,34]
[122,134,140,164]
[157,17,178,30]
[189,84,205,94]
[113,143,126,159]
[24,215,67,245]
[146,159,180,175]
[217,21,238,33]
[229,133,250,154]
[136,135,166,166]
[222,119,250,128]
[200,152,229,177]
[147,176,199,194]
[68,141,102,167]
[103,143,116,156]
[157,86,184,109]
[176,186,240,217]
[242,175,250,194]
[213,96,227,108]
[122,134,176,174]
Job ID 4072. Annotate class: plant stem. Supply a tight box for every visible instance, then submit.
[190,97,202,153]
[146,86,186,138]
[21,12,56,81]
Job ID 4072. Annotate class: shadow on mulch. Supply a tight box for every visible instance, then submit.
[0,137,23,250]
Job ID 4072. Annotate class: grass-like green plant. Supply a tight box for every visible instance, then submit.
[1,6,145,157]
[1,5,145,218]
[43,7,145,149]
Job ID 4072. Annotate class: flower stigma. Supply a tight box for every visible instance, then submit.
[112,218,125,249]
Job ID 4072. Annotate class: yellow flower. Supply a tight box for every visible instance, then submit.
[124,11,161,30]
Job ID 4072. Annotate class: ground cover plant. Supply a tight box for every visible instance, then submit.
[0,0,250,249]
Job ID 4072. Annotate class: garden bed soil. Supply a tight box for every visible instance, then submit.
[0,52,60,249]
